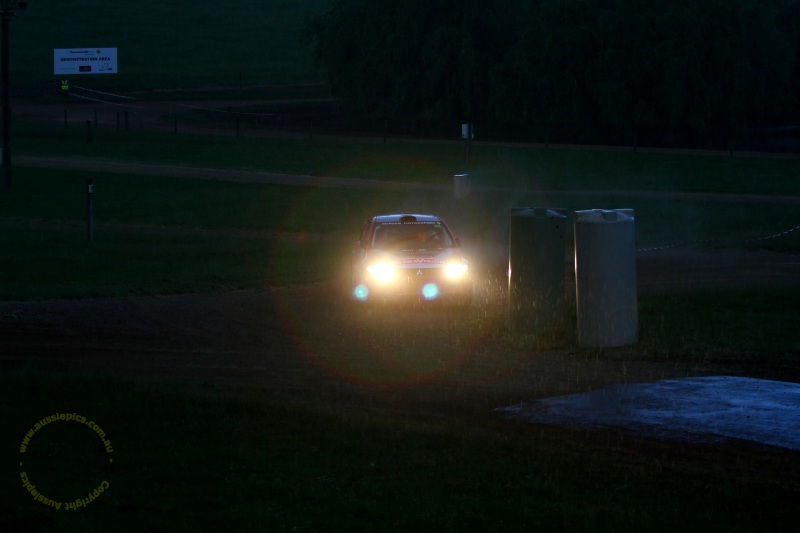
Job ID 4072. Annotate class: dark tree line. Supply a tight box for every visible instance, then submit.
[303,0,800,149]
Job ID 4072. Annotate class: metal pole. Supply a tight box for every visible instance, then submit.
[86,179,94,241]
[1,10,12,190]
[466,123,472,163]
[462,123,472,163]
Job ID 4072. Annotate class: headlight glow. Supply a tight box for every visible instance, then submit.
[444,262,468,279]
[366,262,396,282]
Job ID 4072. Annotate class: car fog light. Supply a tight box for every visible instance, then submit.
[353,284,369,301]
[422,283,439,300]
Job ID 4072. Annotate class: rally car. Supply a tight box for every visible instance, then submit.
[350,214,472,307]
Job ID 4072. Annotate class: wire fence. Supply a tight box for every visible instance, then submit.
[637,223,800,253]
[58,84,324,138]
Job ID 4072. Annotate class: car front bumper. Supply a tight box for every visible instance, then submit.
[354,267,472,303]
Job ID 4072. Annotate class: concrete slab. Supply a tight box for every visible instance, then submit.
[498,376,800,450]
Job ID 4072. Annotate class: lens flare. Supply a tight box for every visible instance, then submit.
[269,154,511,389]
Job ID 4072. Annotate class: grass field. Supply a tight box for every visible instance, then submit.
[2,121,799,530]
[3,122,799,300]
[13,122,800,194]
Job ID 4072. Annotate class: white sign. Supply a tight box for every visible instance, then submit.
[53,48,118,75]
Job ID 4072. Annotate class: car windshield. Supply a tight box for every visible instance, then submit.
[372,222,454,251]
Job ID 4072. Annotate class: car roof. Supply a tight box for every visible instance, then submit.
[371,214,443,224]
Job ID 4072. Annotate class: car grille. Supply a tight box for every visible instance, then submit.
[400,267,442,283]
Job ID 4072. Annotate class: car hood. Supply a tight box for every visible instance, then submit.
[367,247,467,267]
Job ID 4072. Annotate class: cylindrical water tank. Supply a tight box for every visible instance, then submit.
[574,209,638,347]
[508,207,567,331]
[453,174,471,198]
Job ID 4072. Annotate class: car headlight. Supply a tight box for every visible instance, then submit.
[366,262,396,282]
[444,262,468,279]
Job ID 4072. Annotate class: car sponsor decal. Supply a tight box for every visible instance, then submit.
[380,221,440,225]
[399,258,445,265]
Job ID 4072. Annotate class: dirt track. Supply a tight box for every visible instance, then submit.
[2,245,798,414]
